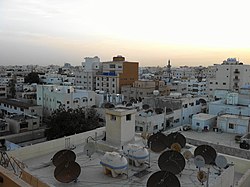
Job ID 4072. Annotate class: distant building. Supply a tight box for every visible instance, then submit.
[5,114,39,134]
[37,85,96,116]
[74,56,101,90]
[0,98,42,125]
[96,56,139,94]
[208,58,250,100]
[121,80,170,101]
[217,114,250,134]
[192,113,216,131]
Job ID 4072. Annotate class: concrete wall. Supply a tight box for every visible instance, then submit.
[187,138,250,173]
[7,127,105,161]
[235,169,250,187]
[0,166,32,187]
[212,165,234,187]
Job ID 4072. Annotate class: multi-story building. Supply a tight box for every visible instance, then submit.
[96,56,138,94]
[37,85,96,116]
[0,85,7,98]
[5,114,39,134]
[121,80,170,101]
[74,56,100,90]
[185,78,207,96]
[0,98,43,125]
[208,58,250,100]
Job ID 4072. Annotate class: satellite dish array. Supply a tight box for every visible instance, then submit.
[52,149,81,183]
[146,132,228,186]
[193,145,228,185]
[146,132,186,187]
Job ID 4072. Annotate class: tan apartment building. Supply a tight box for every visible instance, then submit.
[208,58,250,100]
[121,80,170,101]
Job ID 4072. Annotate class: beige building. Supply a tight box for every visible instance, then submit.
[5,114,39,134]
[208,58,250,99]
[121,80,170,101]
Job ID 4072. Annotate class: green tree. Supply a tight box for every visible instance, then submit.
[24,72,40,84]
[45,107,101,140]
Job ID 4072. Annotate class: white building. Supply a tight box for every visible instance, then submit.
[217,114,250,134]
[135,108,174,134]
[105,107,137,146]
[208,58,250,100]
[37,85,96,116]
[74,56,101,90]
[0,98,43,125]
[192,113,217,131]
[186,78,207,96]
[209,92,250,117]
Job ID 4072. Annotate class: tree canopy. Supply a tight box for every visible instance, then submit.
[24,72,40,84]
[45,107,102,140]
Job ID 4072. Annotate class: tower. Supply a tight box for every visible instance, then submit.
[105,107,137,146]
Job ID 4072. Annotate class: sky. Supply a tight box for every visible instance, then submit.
[1,0,250,67]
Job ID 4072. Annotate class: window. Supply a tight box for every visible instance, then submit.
[229,123,234,129]
[20,122,28,129]
[109,64,115,68]
[154,125,158,130]
[183,104,188,108]
[111,115,116,121]
[33,122,37,125]
[20,108,24,112]
[126,114,131,121]
[210,82,213,84]
[67,101,70,104]
[223,82,226,85]
[196,122,200,126]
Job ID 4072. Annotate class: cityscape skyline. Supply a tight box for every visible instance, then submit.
[1,0,250,66]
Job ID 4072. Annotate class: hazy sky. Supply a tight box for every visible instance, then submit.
[1,0,250,67]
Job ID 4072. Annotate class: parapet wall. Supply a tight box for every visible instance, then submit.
[7,127,105,161]
[187,137,250,174]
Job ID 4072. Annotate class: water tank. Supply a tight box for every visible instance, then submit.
[100,152,127,178]
[123,144,149,167]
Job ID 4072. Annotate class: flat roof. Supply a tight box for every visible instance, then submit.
[193,113,216,120]
[22,134,239,187]
[219,114,250,120]
[0,99,38,109]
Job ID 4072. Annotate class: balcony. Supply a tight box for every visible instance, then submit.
[233,77,240,82]
[234,70,240,74]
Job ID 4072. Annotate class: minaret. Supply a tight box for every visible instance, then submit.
[166,60,172,81]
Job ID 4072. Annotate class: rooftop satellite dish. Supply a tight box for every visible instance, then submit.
[170,143,181,153]
[147,132,168,153]
[52,150,76,167]
[84,142,96,157]
[155,108,163,114]
[130,98,136,103]
[183,150,193,161]
[142,104,150,110]
[147,171,180,187]
[194,155,205,168]
[166,132,186,149]
[122,101,127,105]
[146,109,154,114]
[158,150,186,174]
[197,170,208,184]
[215,155,228,169]
[126,103,133,107]
[194,145,217,165]
[54,161,81,183]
